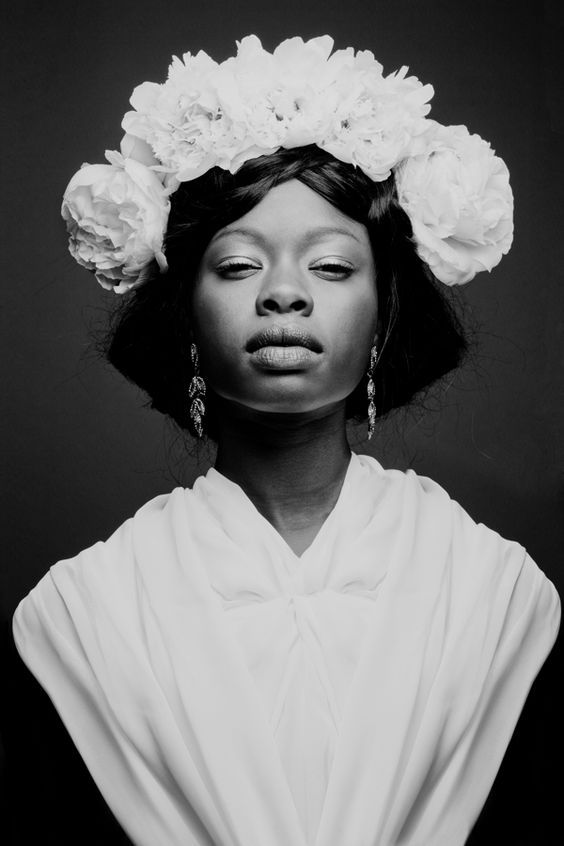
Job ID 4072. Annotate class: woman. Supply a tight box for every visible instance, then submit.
[7,35,560,846]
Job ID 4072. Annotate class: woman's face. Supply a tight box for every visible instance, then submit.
[191,179,379,417]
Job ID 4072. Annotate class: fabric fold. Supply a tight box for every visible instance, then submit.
[12,453,560,846]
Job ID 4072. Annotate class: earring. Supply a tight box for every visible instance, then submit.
[367,343,378,440]
[189,342,206,438]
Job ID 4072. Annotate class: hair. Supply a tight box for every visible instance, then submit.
[104,145,469,443]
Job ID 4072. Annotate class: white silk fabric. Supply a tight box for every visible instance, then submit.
[13,453,560,846]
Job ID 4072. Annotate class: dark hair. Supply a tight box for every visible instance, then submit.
[104,145,468,442]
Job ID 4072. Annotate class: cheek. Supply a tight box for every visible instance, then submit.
[323,293,378,398]
[334,287,378,359]
[191,288,243,374]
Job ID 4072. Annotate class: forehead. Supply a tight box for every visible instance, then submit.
[209,179,369,248]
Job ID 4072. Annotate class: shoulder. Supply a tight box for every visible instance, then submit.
[12,487,185,652]
[361,451,532,560]
[357,453,561,634]
[24,488,179,592]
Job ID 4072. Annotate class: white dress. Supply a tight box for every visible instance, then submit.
[12,453,560,846]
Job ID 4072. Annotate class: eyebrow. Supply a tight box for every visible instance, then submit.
[210,225,361,247]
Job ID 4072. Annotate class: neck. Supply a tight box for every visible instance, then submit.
[213,396,352,536]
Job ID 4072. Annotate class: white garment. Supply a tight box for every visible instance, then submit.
[13,453,560,846]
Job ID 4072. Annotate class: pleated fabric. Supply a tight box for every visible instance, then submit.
[13,453,560,846]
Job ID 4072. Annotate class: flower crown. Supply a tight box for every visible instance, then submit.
[61,35,514,293]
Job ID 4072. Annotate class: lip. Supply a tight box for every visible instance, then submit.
[250,345,318,370]
[246,324,323,354]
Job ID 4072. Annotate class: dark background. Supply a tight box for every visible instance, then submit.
[1,1,563,843]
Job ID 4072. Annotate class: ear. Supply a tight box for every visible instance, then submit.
[373,315,384,347]
[373,325,381,347]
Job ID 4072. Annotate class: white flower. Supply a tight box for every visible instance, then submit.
[61,158,170,293]
[122,49,222,181]
[320,61,434,181]
[117,133,162,168]
[265,36,337,147]
[213,35,284,156]
[210,35,334,167]
[120,35,434,184]
[395,122,514,285]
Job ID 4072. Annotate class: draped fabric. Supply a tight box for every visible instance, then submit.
[12,453,560,846]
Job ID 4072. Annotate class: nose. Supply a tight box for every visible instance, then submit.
[255,265,314,316]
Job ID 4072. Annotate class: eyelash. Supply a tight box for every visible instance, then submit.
[216,261,259,275]
[215,260,354,278]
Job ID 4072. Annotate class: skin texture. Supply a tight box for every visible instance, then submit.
[192,179,379,556]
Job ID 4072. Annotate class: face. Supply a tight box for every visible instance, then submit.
[191,179,379,418]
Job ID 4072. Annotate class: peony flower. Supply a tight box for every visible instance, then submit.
[320,62,434,181]
[395,122,514,285]
[200,35,337,172]
[119,35,435,184]
[118,133,162,168]
[61,158,170,293]
[213,34,283,154]
[266,36,339,149]
[122,49,222,181]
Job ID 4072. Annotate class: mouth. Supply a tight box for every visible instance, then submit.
[246,324,323,354]
[250,345,318,369]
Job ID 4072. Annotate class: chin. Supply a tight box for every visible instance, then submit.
[219,392,347,419]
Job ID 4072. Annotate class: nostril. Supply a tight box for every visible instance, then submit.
[263,298,308,311]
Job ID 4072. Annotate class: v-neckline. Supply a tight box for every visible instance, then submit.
[182,460,392,846]
[207,451,356,563]
[128,451,436,846]
[184,451,390,846]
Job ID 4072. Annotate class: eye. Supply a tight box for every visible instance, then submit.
[311,261,355,279]
[215,259,261,278]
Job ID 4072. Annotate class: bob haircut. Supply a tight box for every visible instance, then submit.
[104,145,468,442]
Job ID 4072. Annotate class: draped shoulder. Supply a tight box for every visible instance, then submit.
[12,454,560,846]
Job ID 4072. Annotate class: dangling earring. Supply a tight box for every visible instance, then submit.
[189,342,206,438]
[367,343,379,440]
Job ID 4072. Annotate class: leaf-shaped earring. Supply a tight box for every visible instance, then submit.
[367,343,378,440]
[189,342,206,438]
